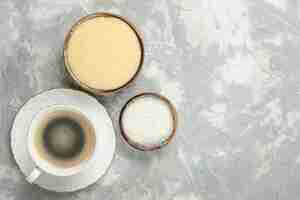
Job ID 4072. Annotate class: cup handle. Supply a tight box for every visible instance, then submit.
[26,168,41,184]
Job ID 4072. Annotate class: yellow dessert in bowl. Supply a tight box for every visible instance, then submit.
[64,13,143,95]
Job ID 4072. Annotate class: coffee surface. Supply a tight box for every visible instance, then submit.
[43,117,85,159]
[34,110,96,168]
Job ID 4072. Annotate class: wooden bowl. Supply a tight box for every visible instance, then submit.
[64,12,144,96]
[119,93,178,151]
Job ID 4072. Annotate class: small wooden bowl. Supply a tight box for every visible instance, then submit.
[63,12,144,96]
[119,93,178,151]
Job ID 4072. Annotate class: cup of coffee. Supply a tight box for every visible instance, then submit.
[26,105,96,183]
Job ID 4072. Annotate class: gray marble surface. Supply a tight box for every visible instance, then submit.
[1,0,300,199]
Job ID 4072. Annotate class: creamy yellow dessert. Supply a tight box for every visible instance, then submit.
[66,15,142,91]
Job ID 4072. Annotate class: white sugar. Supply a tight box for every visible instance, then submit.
[122,95,174,147]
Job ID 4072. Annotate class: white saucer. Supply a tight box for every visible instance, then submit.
[11,89,116,192]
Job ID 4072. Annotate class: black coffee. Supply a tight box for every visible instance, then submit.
[34,110,96,168]
[43,117,85,159]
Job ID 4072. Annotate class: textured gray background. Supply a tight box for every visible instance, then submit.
[1,0,300,199]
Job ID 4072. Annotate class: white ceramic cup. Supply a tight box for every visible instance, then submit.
[27,105,97,184]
